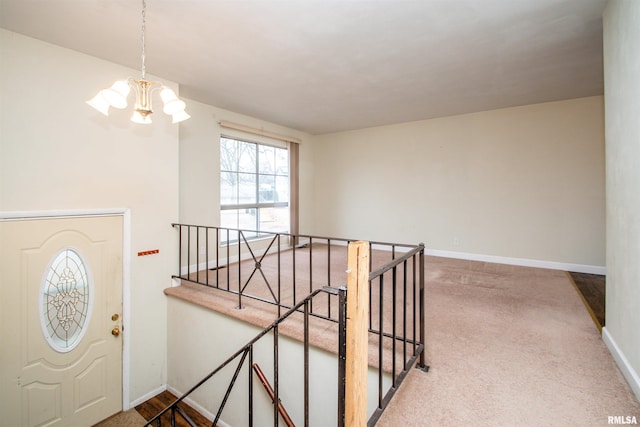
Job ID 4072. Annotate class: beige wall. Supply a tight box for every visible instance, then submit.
[603,0,640,400]
[313,97,605,270]
[167,297,390,425]
[0,29,179,404]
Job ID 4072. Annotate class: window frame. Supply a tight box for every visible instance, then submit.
[219,136,290,237]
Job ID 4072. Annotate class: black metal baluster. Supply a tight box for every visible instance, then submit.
[337,287,347,427]
[205,227,210,286]
[392,265,397,386]
[369,242,373,329]
[238,230,242,309]
[304,300,310,427]
[249,345,254,427]
[412,254,417,356]
[277,234,281,317]
[274,325,279,427]
[177,224,182,279]
[327,239,331,318]
[226,228,230,291]
[419,246,426,369]
[403,260,408,369]
[196,226,200,283]
[309,237,313,314]
[293,236,297,305]
[378,275,384,409]
[215,227,220,288]
[187,225,191,280]
[212,349,249,426]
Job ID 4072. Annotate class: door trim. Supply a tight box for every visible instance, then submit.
[1,208,132,410]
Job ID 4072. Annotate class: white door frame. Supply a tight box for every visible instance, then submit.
[0,208,132,410]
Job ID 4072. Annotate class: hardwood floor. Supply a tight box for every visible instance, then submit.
[569,271,605,332]
[135,390,211,427]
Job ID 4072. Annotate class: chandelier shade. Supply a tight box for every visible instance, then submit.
[170,110,191,124]
[104,80,130,108]
[86,93,110,116]
[86,0,189,124]
[160,88,187,115]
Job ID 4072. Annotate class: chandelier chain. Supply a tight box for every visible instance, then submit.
[140,0,146,79]
[86,0,189,123]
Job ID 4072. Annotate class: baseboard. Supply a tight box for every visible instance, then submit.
[166,385,230,427]
[129,384,167,409]
[602,327,640,402]
[180,246,606,276]
[424,249,606,275]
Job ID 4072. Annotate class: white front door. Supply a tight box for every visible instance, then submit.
[0,215,123,426]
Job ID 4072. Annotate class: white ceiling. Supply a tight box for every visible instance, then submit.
[0,0,607,134]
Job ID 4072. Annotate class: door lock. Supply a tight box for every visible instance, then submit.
[111,313,119,321]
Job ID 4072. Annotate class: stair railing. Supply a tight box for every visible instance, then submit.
[145,286,347,427]
[169,224,428,425]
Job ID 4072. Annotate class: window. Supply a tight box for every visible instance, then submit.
[220,137,290,239]
[39,248,93,353]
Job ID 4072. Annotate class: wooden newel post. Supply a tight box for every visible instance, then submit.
[345,241,370,426]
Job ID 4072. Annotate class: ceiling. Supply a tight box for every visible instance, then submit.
[0,0,607,134]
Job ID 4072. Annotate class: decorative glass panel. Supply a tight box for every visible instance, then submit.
[40,248,92,353]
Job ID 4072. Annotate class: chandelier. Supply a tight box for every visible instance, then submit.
[87,0,190,124]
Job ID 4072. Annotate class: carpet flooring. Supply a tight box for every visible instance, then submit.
[93,409,147,427]
[376,257,640,426]
[103,253,638,426]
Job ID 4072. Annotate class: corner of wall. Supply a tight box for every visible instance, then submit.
[602,327,640,403]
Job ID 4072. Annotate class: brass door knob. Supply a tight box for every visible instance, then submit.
[111,327,121,337]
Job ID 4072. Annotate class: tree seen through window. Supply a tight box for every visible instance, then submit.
[220,137,289,240]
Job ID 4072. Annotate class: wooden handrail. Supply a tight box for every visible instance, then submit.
[252,363,296,427]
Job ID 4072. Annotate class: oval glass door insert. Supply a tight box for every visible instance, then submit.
[40,248,93,352]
